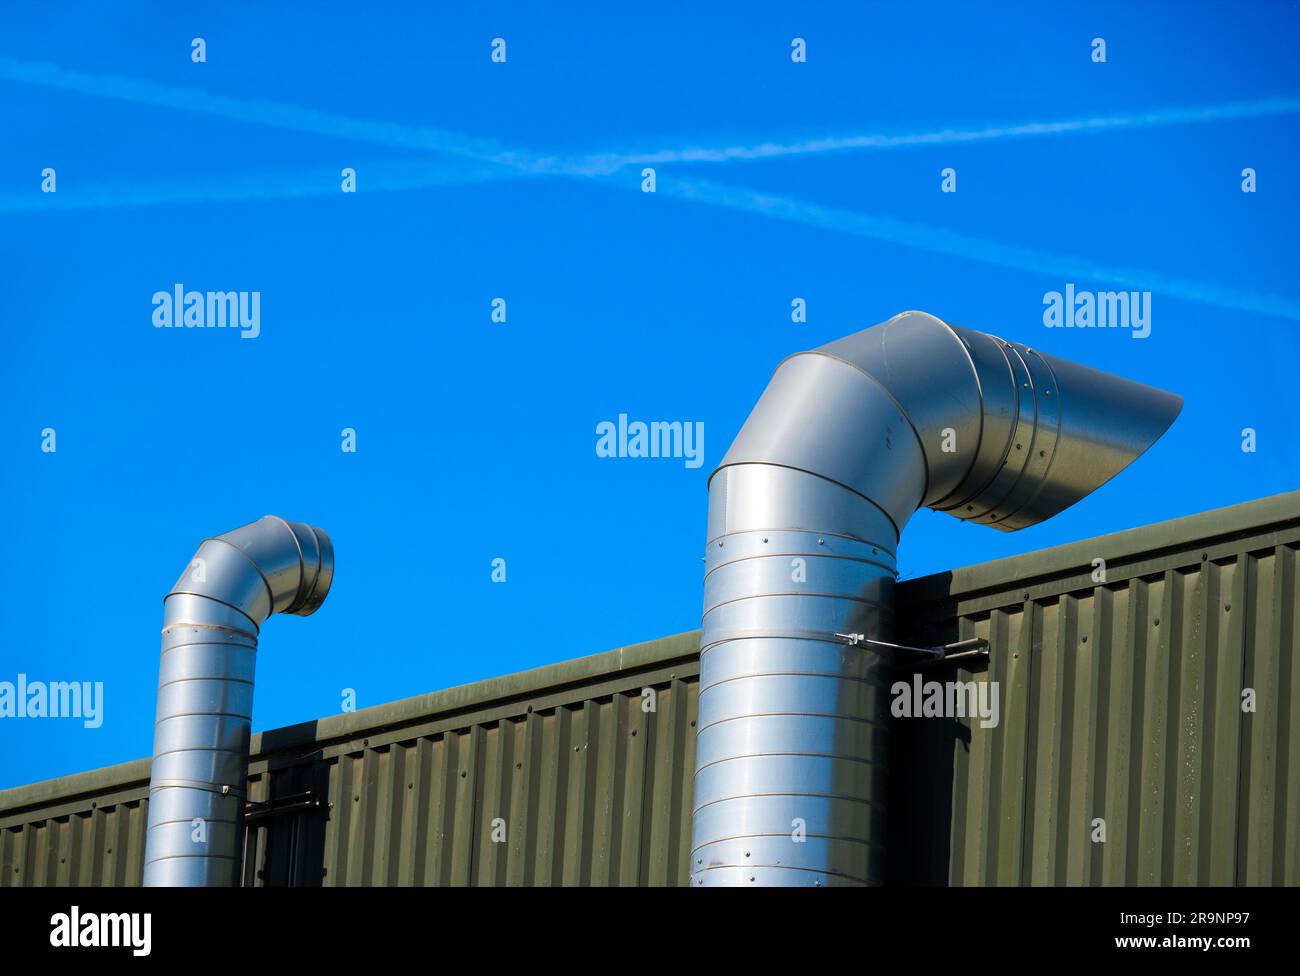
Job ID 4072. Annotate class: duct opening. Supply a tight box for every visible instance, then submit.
[814,312,1183,530]
[691,311,1181,886]
[143,516,333,887]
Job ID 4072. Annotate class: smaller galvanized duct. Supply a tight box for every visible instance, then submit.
[691,311,1182,886]
[143,517,333,887]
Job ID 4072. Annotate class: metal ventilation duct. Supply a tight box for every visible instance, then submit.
[143,517,333,887]
[691,311,1182,886]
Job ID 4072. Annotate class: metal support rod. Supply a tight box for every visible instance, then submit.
[835,632,989,660]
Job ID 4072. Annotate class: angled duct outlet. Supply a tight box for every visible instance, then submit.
[143,517,333,887]
[812,312,1183,531]
[691,311,1181,886]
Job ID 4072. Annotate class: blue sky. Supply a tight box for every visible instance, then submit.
[1,1,1297,789]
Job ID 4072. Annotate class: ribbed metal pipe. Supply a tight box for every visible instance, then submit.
[143,516,333,887]
[690,311,1182,886]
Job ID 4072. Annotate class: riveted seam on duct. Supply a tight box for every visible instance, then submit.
[690,311,1181,886]
[143,516,333,887]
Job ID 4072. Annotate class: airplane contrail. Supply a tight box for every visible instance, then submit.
[662,177,1300,322]
[545,97,1300,175]
[0,56,514,164]
[3,56,1298,175]
[0,160,524,214]
[3,55,1297,320]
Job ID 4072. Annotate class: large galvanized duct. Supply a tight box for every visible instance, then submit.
[143,517,333,887]
[691,311,1182,886]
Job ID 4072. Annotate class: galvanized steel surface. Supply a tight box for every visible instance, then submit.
[1,492,1296,886]
[692,312,1182,886]
[695,470,898,885]
[143,517,334,886]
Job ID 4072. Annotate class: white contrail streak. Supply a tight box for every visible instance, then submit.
[549,97,1300,175]
[663,177,1300,321]
[0,160,524,214]
[3,56,1297,320]
[0,57,510,162]
[3,56,1298,175]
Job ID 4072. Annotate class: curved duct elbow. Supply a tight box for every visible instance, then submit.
[143,517,333,887]
[692,311,1180,886]
[810,311,1183,530]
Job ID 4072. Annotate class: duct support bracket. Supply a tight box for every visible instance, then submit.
[835,632,990,669]
[243,791,323,824]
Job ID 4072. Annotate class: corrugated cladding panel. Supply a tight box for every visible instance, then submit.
[1,491,1296,885]
[0,761,150,886]
[240,672,698,887]
[888,491,1300,885]
[0,634,701,887]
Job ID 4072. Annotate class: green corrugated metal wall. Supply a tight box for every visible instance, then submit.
[244,651,699,887]
[889,490,1300,885]
[2,491,1297,885]
[0,633,703,887]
